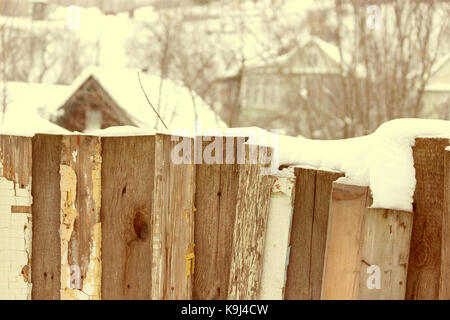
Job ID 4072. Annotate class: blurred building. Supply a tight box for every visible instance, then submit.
[51,67,226,132]
[422,55,450,120]
[215,36,364,133]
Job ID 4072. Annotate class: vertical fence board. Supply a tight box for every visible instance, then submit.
[309,170,344,300]
[59,135,102,300]
[440,147,450,299]
[31,134,62,300]
[321,183,369,300]
[260,172,296,299]
[406,138,449,300]
[284,168,343,300]
[228,145,273,300]
[152,134,195,300]
[284,168,316,299]
[358,209,413,300]
[193,136,241,300]
[0,136,33,300]
[101,136,155,300]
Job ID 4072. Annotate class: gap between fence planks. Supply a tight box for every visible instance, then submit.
[284,168,343,300]
[406,138,449,300]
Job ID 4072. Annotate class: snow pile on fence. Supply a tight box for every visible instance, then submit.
[245,118,449,212]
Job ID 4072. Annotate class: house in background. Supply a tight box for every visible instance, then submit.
[422,54,450,120]
[215,36,363,135]
[51,66,226,133]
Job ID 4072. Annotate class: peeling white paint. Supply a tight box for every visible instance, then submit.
[259,173,296,300]
[72,151,78,163]
[0,160,32,300]
[60,142,102,300]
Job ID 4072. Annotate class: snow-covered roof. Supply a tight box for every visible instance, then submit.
[0,81,70,135]
[425,83,450,92]
[240,35,365,77]
[53,66,227,133]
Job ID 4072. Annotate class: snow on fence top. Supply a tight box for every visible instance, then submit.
[272,118,450,212]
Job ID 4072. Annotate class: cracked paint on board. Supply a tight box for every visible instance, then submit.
[0,161,32,300]
[59,140,102,300]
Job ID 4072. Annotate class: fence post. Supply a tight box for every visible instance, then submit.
[227,145,274,299]
[101,135,155,300]
[31,134,62,300]
[259,171,296,299]
[284,168,343,300]
[59,135,102,300]
[321,182,369,299]
[406,137,449,299]
[0,135,33,300]
[321,182,415,300]
[358,208,413,299]
[151,134,195,300]
[193,136,244,300]
[439,145,450,299]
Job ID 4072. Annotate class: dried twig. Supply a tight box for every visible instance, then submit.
[137,72,168,130]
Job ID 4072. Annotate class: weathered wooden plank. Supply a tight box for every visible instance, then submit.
[321,182,369,300]
[439,146,450,299]
[284,168,316,300]
[0,136,33,300]
[59,135,102,300]
[193,136,242,300]
[260,170,296,299]
[358,209,413,300]
[406,138,449,300]
[309,170,344,300]
[31,134,62,300]
[228,145,274,300]
[101,136,155,300]
[152,134,195,300]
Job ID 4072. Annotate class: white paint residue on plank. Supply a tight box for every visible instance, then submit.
[0,163,32,300]
[260,169,296,299]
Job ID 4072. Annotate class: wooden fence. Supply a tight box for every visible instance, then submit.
[0,133,448,300]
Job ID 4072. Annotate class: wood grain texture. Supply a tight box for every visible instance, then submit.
[321,183,369,300]
[31,134,62,300]
[358,209,413,300]
[193,136,240,300]
[310,170,344,300]
[285,168,316,300]
[101,136,155,300]
[59,135,102,300]
[440,148,450,299]
[406,138,449,300]
[152,134,195,300]
[228,145,274,300]
[284,168,343,300]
